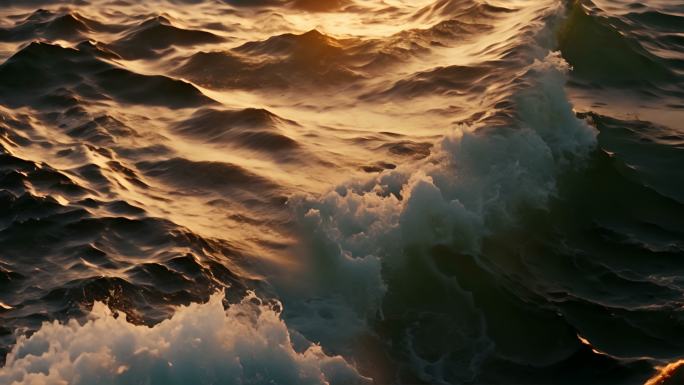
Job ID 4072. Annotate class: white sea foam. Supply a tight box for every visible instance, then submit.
[0,292,371,385]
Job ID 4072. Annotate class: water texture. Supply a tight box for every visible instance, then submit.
[0,0,682,384]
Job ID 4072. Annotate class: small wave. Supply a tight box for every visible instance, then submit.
[589,113,684,203]
[412,0,514,22]
[109,16,224,60]
[625,10,684,33]
[0,42,215,108]
[558,2,675,86]
[0,10,114,42]
[136,157,279,195]
[369,63,496,99]
[290,0,351,12]
[174,108,299,152]
[65,114,136,145]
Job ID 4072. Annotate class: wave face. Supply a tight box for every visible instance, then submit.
[0,0,683,384]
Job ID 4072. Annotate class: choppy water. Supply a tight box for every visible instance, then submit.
[0,0,682,384]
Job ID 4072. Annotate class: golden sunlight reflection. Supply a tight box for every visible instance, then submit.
[645,360,684,385]
[0,0,561,265]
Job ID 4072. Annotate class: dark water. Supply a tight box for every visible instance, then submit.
[0,0,682,384]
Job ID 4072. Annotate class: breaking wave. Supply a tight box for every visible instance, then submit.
[0,292,370,385]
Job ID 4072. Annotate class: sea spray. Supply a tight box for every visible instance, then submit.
[0,292,370,385]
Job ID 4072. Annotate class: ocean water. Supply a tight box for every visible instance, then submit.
[0,0,682,384]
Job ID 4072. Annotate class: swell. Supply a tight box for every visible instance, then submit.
[0,42,214,108]
[173,108,300,153]
[411,0,515,22]
[0,10,120,42]
[108,16,225,60]
[557,1,681,90]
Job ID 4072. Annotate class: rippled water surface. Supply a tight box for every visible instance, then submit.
[0,0,683,384]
